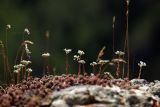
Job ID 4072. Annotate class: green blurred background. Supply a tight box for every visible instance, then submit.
[0,0,160,81]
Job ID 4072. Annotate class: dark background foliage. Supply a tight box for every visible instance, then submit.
[0,0,160,81]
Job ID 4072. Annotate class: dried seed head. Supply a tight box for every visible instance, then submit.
[97,46,106,61]
[24,40,34,45]
[112,16,116,28]
[24,28,30,35]
[113,16,116,24]
[126,0,130,6]
[0,40,4,48]
[6,24,11,29]
[45,30,50,39]
[25,44,31,55]
[64,48,72,54]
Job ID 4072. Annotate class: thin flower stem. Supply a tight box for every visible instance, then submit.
[126,6,130,79]
[101,64,108,74]
[82,64,85,74]
[17,72,20,83]
[28,72,30,78]
[123,1,130,79]
[43,58,47,75]
[78,63,81,76]
[46,65,49,75]
[20,48,25,61]
[5,29,8,53]
[65,54,69,74]
[5,28,12,84]
[14,45,23,65]
[92,66,96,74]
[3,54,6,82]
[116,62,120,78]
[112,16,115,56]
[138,67,142,79]
[24,67,26,80]
[98,64,103,75]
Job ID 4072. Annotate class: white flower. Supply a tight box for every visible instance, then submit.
[138,61,146,67]
[90,62,97,66]
[20,60,32,65]
[14,64,24,69]
[42,53,50,57]
[26,68,32,73]
[6,24,11,29]
[98,60,109,65]
[73,55,80,61]
[78,50,85,56]
[112,58,126,63]
[78,60,86,64]
[24,28,30,35]
[13,69,20,73]
[64,48,72,54]
[115,51,125,56]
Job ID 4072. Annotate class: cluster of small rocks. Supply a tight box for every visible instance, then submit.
[0,74,159,107]
[51,85,159,107]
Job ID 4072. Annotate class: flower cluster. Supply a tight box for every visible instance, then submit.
[138,61,147,79]
[42,53,50,57]
[78,50,85,56]
[13,64,24,74]
[64,48,72,54]
[90,62,97,66]
[78,60,86,64]
[73,50,86,75]
[98,60,109,65]
[20,60,32,66]
[115,51,125,57]
[73,50,85,61]
[138,61,146,67]
[73,55,80,61]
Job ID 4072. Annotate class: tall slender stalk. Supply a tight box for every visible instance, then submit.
[112,16,116,55]
[4,26,12,84]
[138,67,142,79]
[45,31,49,52]
[78,63,81,76]
[123,0,130,79]
[15,32,25,65]
[82,64,85,74]
[65,54,69,74]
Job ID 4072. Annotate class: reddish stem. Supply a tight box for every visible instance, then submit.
[65,55,69,75]
[78,63,81,76]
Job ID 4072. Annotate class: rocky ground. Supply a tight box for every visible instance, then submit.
[0,73,160,107]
